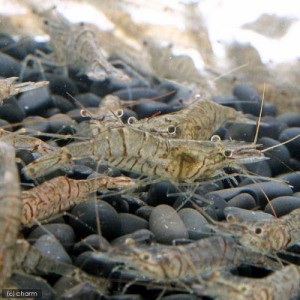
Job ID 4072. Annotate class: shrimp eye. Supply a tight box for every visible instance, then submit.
[116,109,124,118]
[224,149,233,157]
[127,116,137,125]
[211,135,221,142]
[168,125,176,134]
[254,227,262,234]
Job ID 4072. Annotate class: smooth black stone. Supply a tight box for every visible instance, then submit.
[109,295,142,300]
[69,200,121,239]
[149,204,188,244]
[118,195,146,213]
[294,192,300,198]
[258,137,291,175]
[262,103,277,117]
[53,276,79,296]
[155,79,180,103]
[227,193,256,209]
[207,181,293,207]
[22,116,50,133]
[204,193,228,220]
[73,234,111,255]
[135,206,154,220]
[67,108,88,122]
[264,196,300,216]
[111,229,155,246]
[119,109,138,124]
[33,235,72,264]
[42,107,62,118]
[67,164,94,179]
[1,40,28,60]
[0,100,26,123]
[277,112,300,127]
[18,86,51,116]
[276,172,300,192]
[46,73,79,97]
[288,158,300,171]
[178,208,209,234]
[233,84,261,102]
[173,194,208,210]
[112,87,160,101]
[224,122,256,142]
[49,95,75,113]
[0,52,21,76]
[75,93,102,107]
[118,213,148,236]
[224,207,274,222]
[243,160,272,177]
[279,127,300,158]
[48,113,76,134]
[28,223,75,250]
[23,40,52,55]
[147,181,178,206]
[11,272,55,300]
[75,251,119,277]
[257,117,288,140]
[56,282,107,300]
[103,195,130,213]
[0,34,14,47]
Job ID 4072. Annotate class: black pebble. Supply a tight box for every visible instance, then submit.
[48,113,76,134]
[33,235,72,264]
[149,204,188,244]
[243,160,272,177]
[118,213,148,236]
[225,122,256,142]
[75,92,102,107]
[161,294,198,300]
[133,101,180,119]
[224,207,274,222]
[276,112,300,127]
[276,171,300,192]
[264,196,300,217]
[111,229,155,247]
[22,116,50,133]
[69,200,121,239]
[28,223,75,251]
[0,98,26,123]
[46,73,79,97]
[258,137,291,175]
[233,84,261,102]
[279,127,300,159]
[73,234,111,255]
[49,94,75,113]
[135,206,154,220]
[11,273,55,300]
[18,86,51,116]
[112,87,160,101]
[204,193,228,220]
[147,181,178,206]
[68,164,94,179]
[227,193,256,209]
[0,52,21,77]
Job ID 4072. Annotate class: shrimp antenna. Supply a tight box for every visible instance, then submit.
[253,83,265,145]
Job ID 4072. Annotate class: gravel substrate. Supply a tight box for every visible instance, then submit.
[1,32,300,300]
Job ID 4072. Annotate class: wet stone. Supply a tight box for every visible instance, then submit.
[279,127,300,159]
[264,196,300,217]
[276,112,300,127]
[112,87,160,101]
[28,223,75,251]
[69,200,121,240]
[67,164,94,179]
[18,86,51,116]
[147,181,178,206]
[118,213,148,236]
[46,73,79,97]
[22,116,50,133]
[161,294,198,300]
[149,204,188,244]
[0,52,21,77]
[135,206,154,221]
[75,92,102,107]
[48,113,76,134]
[11,273,55,300]
[276,171,300,192]
[0,101,26,123]
[224,207,274,222]
[178,208,210,240]
[73,234,111,255]
[204,193,228,220]
[49,95,75,113]
[33,235,72,265]
[227,193,256,209]
[258,137,291,175]
[109,295,142,300]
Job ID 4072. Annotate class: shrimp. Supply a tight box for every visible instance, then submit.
[193,264,300,300]
[22,175,136,225]
[0,77,48,105]
[31,6,130,81]
[129,98,253,140]
[96,236,279,282]
[22,120,265,180]
[220,208,300,254]
[0,142,22,289]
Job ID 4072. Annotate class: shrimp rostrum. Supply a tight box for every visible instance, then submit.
[23,119,266,182]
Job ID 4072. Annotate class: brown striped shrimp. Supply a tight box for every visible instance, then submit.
[128,98,253,140]
[22,175,136,225]
[22,119,266,181]
[0,77,48,105]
